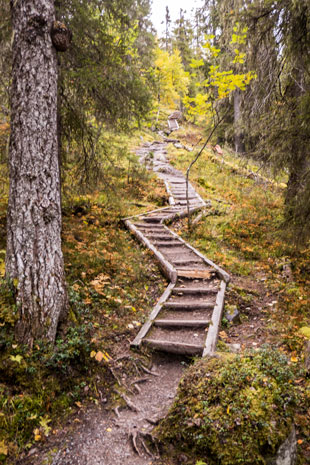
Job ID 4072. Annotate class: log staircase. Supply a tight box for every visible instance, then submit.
[124,138,230,356]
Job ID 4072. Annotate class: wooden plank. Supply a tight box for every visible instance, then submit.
[171,259,203,265]
[141,217,164,223]
[122,206,172,221]
[203,281,227,356]
[134,223,165,229]
[163,205,206,225]
[145,234,175,240]
[131,282,176,348]
[163,301,214,310]
[177,269,215,279]
[168,119,179,130]
[154,241,182,247]
[154,319,210,328]
[165,227,230,283]
[125,220,177,284]
[143,339,203,355]
[173,287,218,295]
[164,180,175,206]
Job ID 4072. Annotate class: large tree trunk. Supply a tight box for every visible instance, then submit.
[6,0,67,345]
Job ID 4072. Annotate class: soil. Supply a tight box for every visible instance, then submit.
[20,353,185,465]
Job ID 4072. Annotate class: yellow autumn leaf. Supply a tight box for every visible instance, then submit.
[10,355,23,364]
[103,350,112,361]
[95,351,104,362]
[227,406,230,414]
[219,331,228,340]
[90,351,96,358]
[291,355,298,363]
[34,429,41,441]
[0,440,8,456]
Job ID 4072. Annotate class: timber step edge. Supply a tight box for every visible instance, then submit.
[163,301,214,310]
[172,287,218,295]
[154,319,210,328]
[143,338,204,355]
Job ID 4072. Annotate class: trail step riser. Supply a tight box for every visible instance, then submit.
[154,320,210,328]
[143,339,203,355]
[163,302,214,310]
[173,288,218,295]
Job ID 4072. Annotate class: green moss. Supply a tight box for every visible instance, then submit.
[157,348,297,465]
[299,327,310,339]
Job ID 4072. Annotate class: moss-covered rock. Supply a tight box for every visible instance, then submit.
[157,348,297,465]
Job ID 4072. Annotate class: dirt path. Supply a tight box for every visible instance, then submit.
[25,354,183,465]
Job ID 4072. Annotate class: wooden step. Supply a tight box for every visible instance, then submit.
[154,319,210,328]
[143,339,204,355]
[171,259,203,265]
[175,200,202,205]
[163,301,214,310]
[154,241,182,247]
[173,287,218,295]
[177,269,216,279]
[141,217,165,223]
[134,223,165,229]
[145,234,175,240]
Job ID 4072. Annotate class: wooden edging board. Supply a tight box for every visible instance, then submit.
[164,226,230,284]
[131,282,176,348]
[164,180,175,206]
[163,204,206,224]
[124,220,177,284]
[122,205,172,222]
[203,280,227,356]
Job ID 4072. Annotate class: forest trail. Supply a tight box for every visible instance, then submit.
[23,136,231,465]
[125,139,230,356]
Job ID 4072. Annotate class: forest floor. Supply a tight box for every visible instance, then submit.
[1,120,310,464]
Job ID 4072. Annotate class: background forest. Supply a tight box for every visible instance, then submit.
[1,0,310,463]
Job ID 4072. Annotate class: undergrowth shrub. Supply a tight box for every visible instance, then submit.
[158,347,297,465]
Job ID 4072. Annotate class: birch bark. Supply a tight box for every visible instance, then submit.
[6,0,67,345]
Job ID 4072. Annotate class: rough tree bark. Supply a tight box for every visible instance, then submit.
[6,0,68,345]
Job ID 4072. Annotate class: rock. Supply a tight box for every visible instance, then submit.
[304,340,310,373]
[266,425,297,465]
[155,153,167,162]
[225,306,240,324]
[227,343,241,353]
[213,144,223,155]
[282,263,294,282]
[174,143,183,149]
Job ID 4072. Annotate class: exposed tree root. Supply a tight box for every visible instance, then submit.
[113,406,121,418]
[114,389,140,412]
[139,364,159,377]
[129,427,159,458]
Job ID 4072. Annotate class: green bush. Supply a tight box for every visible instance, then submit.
[157,348,297,465]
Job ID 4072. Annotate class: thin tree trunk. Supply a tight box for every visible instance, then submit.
[234,88,245,154]
[6,0,68,345]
